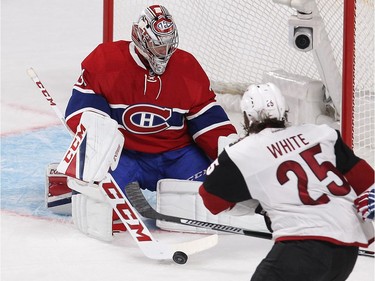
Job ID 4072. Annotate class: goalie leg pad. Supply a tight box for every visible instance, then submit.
[72,192,114,242]
[156,179,269,234]
[68,177,126,241]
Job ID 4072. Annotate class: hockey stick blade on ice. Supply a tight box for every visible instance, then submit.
[125,182,273,240]
[100,176,218,263]
[27,67,218,264]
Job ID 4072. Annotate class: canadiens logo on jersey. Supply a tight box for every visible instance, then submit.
[123,104,173,134]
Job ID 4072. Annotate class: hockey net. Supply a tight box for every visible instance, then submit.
[103,0,374,166]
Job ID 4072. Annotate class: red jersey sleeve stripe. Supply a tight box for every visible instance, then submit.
[199,184,235,215]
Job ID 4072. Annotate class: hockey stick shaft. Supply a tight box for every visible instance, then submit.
[27,68,217,262]
[27,68,73,135]
[125,182,272,240]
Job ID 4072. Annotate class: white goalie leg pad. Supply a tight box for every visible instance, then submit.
[68,177,113,242]
[156,179,269,233]
[58,111,124,183]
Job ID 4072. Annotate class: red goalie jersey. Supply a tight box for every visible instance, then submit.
[65,41,236,159]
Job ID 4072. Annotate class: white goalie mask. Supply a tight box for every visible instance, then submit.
[240,83,287,122]
[131,5,179,75]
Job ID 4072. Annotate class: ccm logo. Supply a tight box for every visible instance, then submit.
[102,181,152,242]
[63,123,86,163]
[36,81,56,106]
[49,168,63,175]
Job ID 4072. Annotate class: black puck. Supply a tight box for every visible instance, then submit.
[173,251,188,264]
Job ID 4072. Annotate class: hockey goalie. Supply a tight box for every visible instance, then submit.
[45,4,270,242]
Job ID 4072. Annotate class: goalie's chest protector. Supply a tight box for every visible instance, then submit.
[225,124,373,246]
[80,41,215,153]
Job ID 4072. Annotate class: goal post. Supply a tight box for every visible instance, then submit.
[341,0,356,149]
[103,0,114,43]
[102,0,374,166]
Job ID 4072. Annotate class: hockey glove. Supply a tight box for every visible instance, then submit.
[57,111,124,183]
[354,187,375,221]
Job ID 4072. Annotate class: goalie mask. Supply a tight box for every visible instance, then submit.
[240,83,287,123]
[131,5,179,75]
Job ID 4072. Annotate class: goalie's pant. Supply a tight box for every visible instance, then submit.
[110,144,211,192]
[251,240,358,281]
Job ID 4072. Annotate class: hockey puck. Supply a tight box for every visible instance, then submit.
[173,251,188,264]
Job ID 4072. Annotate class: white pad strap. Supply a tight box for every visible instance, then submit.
[68,177,105,202]
[156,179,269,234]
[68,177,113,241]
[58,111,124,182]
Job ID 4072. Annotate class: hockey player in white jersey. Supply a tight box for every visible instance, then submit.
[199,83,374,281]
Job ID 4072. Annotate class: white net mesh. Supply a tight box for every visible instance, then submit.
[111,0,374,165]
[352,1,375,165]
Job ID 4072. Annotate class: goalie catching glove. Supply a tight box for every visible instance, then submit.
[57,111,124,182]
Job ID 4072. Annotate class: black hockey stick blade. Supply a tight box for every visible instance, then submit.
[358,249,374,258]
[125,182,272,240]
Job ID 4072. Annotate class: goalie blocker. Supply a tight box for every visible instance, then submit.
[46,111,127,239]
[57,111,124,182]
[47,111,124,213]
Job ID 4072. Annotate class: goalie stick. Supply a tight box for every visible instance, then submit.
[126,182,375,258]
[27,67,218,264]
[27,68,73,135]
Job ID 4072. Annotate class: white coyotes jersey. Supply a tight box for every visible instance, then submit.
[225,124,374,246]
